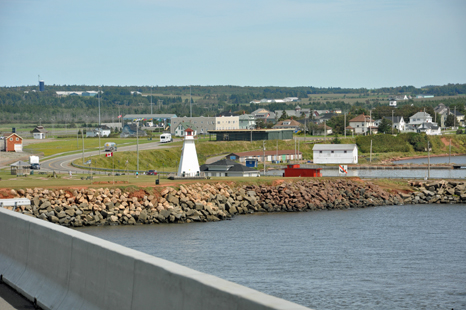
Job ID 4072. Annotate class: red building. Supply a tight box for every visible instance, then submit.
[3,133,23,152]
[283,164,322,177]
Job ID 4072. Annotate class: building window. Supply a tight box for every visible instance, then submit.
[331,151,334,153]
[10,138,13,141]
[344,151,347,153]
[319,151,322,153]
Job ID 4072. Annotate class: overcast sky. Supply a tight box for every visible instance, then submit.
[1,0,465,88]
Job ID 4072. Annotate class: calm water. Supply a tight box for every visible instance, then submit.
[79,205,466,310]
[323,168,466,179]
[267,168,466,179]
[393,155,466,165]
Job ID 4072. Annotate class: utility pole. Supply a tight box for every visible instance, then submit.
[344,112,346,138]
[370,140,372,163]
[137,122,139,172]
[370,110,372,135]
[190,85,192,118]
[150,86,153,115]
[276,140,278,162]
[392,110,394,135]
[263,140,266,176]
[98,86,101,156]
[82,129,85,164]
[449,138,451,164]
[454,106,456,129]
[427,140,430,180]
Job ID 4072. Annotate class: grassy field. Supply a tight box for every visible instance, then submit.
[70,133,466,171]
[72,138,327,171]
[24,137,156,157]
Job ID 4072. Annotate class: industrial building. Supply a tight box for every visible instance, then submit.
[171,116,239,136]
[207,129,293,141]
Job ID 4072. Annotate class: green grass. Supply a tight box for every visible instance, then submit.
[24,138,155,157]
[72,138,322,171]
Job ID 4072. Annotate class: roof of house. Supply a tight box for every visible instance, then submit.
[177,123,197,130]
[32,126,48,133]
[451,110,464,116]
[418,122,440,130]
[409,111,432,119]
[10,160,30,167]
[2,133,22,139]
[200,159,257,172]
[313,144,357,151]
[273,119,302,128]
[349,114,374,122]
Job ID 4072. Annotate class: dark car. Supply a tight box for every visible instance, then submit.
[146,170,157,175]
[30,163,40,170]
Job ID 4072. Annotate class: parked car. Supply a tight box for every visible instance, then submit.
[146,170,157,175]
[30,163,40,170]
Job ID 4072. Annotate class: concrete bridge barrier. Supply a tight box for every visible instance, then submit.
[0,208,310,310]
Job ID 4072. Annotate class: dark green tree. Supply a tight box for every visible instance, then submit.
[377,118,392,134]
[445,114,456,127]
[278,110,289,121]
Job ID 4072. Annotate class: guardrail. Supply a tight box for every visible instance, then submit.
[0,208,310,310]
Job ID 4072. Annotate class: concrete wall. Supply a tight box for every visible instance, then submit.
[0,208,310,310]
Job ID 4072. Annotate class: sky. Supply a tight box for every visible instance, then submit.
[0,0,465,89]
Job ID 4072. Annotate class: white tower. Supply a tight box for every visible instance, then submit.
[177,128,200,177]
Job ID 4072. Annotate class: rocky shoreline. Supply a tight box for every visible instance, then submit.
[2,179,465,227]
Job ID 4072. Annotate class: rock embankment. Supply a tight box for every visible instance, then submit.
[400,180,466,204]
[2,179,462,228]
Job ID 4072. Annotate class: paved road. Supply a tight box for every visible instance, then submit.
[40,140,181,172]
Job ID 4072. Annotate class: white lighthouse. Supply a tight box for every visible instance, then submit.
[177,128,200,177]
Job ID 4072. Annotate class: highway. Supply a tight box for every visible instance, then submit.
[40,140,180,173]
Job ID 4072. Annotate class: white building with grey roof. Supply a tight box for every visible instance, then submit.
[313,144,358,164]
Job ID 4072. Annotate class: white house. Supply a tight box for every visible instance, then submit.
[174,123,197,137]
[348,114,377,135]
[389,100,397,107]
[376,116,405,131]
[417,122,442,135]
[313,144,358,164]
[238,114,256,129]
[409,111,432,126]
[32,126,48,139]
[86,127,111,138]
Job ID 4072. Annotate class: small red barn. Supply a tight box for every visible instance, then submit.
[283,164,322,177]
[3,133,23,152]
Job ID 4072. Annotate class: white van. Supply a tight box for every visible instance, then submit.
[160,133,173,143]
[104,142,117,152]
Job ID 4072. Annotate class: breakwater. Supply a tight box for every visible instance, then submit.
[0,179,429,227]
[402,180,466,204]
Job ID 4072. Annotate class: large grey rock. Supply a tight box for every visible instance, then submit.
[167,194,179,206]
[160,209,171,219]
[139,210,148,222]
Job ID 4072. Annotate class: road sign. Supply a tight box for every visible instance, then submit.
[106,152,113,157]
[339,165,347,175]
